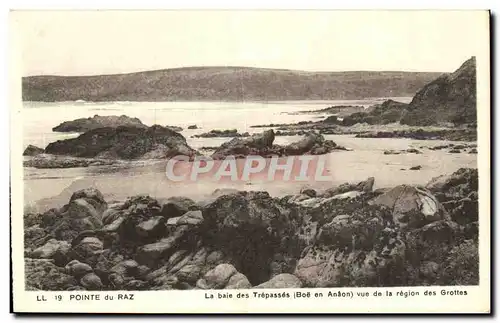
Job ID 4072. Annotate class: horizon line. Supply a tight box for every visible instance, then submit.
[22,65,448,78]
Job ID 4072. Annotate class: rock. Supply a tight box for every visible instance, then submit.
[187,125,198,129]
[425,168,478,200]
[24,225,48,249]
[25,258,77,291]
[176,265,203,284]
[356,129,476,141]
[70,188,107,214]
[110,195,165,242]
[442,197,478,225]
[45,125,197,160]
[65,260,93,278]
[177,210,204,226]
[160,196,198,219]
[135,226,190,267]
[468,148,478,154]
[211,129,275,159]
[93,250,124,274]
[255,274,302,289]
[66,198,101,220]
[369,185,449,229]
[419,261,440,280]
[384,149,421,155]
[52,115,147,132]
[193,129,249,138]
[200,264,237,289]
[330,191,364,200]
[324,177,374,197]
[406,148,422,154]
[23,154,116,169]
[108,273,126,289]
[409,165,422,170]
[102,216,125,232]
[135,216,166,238]
[80,273,104,290]
[102,208,120,225]
[300,187,317,198]
[440,239,479,285]
[225,273,252,289]
[110,259,139,277]
[71,237,104,266]
[295,205,406,287]
[23,144,44,156]
[165,125,183,132]
[401,57,476,126]
[341,99,408,126]
[31,239,71,259]
[405,220,464,265]
[449,149,462,153]
[124,280,148,290]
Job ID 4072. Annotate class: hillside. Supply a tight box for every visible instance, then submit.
[401,57,477,126]
[22,66,442,102]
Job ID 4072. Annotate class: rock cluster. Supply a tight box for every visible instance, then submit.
[193,129,250,138]
[211,130,347,160]
[24,168,479,290]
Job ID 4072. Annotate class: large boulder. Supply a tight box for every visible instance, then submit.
[31,239,71,259]
[196,264,244,289]
[65,260,94,279]
[44,189,107,242]
[45,125,197,160]
[425,168,478,225]
[80,272,104,290]
[135,226,191,267]
[369,185,449,229]
[52,114,147,132]
[426,168,478,200]
[102,195,166,243]
[254,273,302,288]
[211,130,276,160]
[160,196,198,219]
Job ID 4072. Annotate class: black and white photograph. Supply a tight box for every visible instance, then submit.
[10,10,491,313]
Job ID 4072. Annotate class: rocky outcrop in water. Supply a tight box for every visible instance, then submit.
[210,130,347,160]
[44,125,198,160]
[401,57,477,126]
[23,145,45,156]
[23,154,117,169]
[325,100,408,126]
[24,168,479,290]
[289,105,365,117]
[52,115,147,132]
[193,129,249,138]
[355,128,477,141]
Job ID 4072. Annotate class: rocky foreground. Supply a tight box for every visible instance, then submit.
[24,168,479,291]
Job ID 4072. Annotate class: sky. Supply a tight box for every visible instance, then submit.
[11,10,489,76]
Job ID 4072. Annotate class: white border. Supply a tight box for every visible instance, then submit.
[3,3,496,320]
